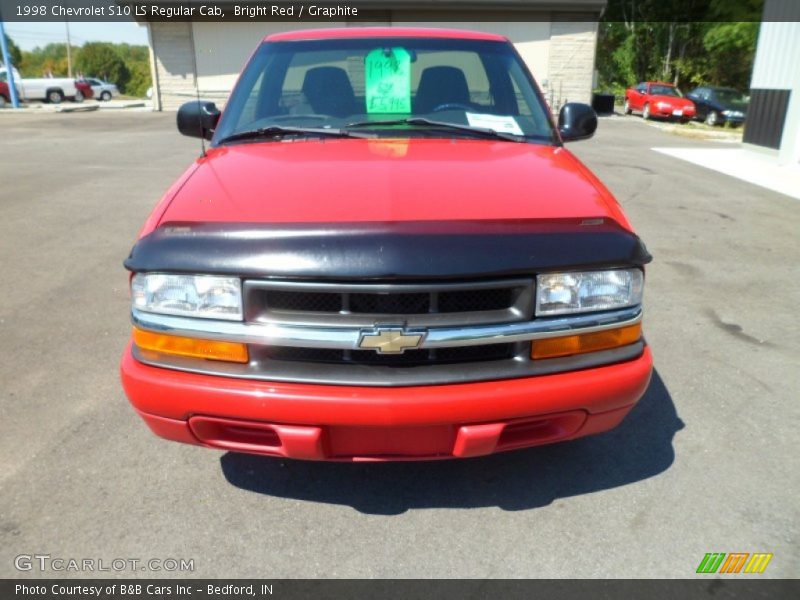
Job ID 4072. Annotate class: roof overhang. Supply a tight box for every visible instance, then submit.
[128,0,607,23]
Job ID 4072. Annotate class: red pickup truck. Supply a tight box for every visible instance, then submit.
[121,28,652,461]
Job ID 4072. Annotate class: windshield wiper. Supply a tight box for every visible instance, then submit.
[345,117,526,143]
[217,125,373,145]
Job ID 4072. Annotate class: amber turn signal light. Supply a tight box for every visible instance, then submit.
[531,323,642,360]
[133,327,249,363]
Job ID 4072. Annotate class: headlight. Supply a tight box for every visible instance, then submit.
[536,269,643,316]
[656,102,669,109]
[131,273,243,320]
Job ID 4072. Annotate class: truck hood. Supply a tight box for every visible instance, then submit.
[160,138,624,225]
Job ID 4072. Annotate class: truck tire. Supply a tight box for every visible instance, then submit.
[47,89,64,104]
[101,91,112,101]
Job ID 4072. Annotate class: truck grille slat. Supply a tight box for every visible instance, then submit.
[265,344,516,367]
[348,292,430,314]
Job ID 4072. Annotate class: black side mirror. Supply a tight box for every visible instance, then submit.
[558,102,598,142]
[177,100,220,140]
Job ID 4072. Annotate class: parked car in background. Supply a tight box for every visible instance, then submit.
[0,67,79,104]
[0,80,9,107]
[685,86,748,126]
[1,79,89,105]
[74,79,94,102]
[84,77,119,101]
[624,82,696,123]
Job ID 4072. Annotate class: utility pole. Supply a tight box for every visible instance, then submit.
[65,21,73,77]
[0,18,21,108]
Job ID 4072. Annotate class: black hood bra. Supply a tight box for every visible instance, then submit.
[125,219,652,281]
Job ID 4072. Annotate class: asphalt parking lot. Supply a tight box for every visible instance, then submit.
[0,111,797,578]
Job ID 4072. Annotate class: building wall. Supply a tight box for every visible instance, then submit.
[546,19,598,106]
[149,21,196,111]
[744,1,800,165]
[149,14,599,111]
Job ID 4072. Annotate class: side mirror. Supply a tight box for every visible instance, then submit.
[558,102,598,142]
[177,100,220,140]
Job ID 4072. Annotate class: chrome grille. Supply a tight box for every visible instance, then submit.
[243,278,534,328]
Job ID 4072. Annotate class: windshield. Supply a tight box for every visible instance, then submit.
[214,37,556,145]
[649,85,681,97]
[714,89,748,105]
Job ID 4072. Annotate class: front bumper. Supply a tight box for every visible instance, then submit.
[722,114,746,124]
[121,342,653,461]
[653,105,695,119]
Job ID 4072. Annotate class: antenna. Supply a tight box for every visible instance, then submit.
[187,15,206,157]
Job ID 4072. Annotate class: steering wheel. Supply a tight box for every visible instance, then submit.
[431,103,473,113]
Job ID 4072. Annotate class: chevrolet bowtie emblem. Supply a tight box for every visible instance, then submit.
[358,328,425,354]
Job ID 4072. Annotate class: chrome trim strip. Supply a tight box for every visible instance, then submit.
[132,341,645,388]
[244,278,534,293]
[131,306,642,350]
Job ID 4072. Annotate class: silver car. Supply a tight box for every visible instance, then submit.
[85,78,119,101]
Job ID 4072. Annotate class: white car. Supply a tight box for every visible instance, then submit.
[0,67,78,104]
[84,77,119,101]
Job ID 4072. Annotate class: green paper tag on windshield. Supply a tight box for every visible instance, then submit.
[365,47,411,114]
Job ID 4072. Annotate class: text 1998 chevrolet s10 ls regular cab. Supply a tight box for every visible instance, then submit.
[120,28,653,461]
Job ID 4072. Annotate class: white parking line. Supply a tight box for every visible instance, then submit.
[653,147,800,200]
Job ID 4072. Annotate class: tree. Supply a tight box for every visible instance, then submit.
[2,34,22,67]
[19,43,76,77]
[597,0,763,94]
[125,61,151,97]
[76,42,130,88]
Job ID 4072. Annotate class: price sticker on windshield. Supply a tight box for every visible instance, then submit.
[365,48,412,114]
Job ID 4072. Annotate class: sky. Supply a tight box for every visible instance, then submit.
[4,21,148,50]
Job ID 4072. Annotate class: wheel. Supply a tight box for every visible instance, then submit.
[47,89,64,104]
[623,99,632,115]
[705,111,719,126]
[101,91,112,101]
[74,90,84,103]
[642,103,651,120]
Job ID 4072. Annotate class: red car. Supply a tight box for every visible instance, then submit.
[624,81,695,122]
[74,79,93,102]
[121,28,653,461]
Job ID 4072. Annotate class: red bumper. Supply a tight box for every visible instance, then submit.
[120,343,652,461]
[653,105,696,118]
